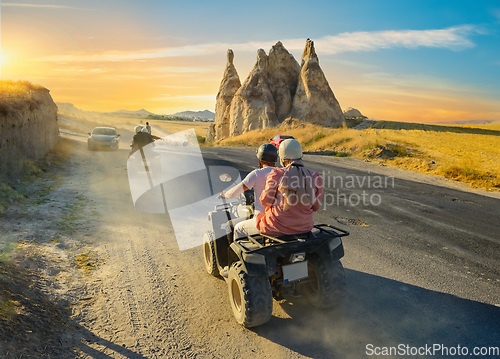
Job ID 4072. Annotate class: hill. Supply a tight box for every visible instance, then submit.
[171,110,215,121]
[56,103,214,121]
[363,120,500,136]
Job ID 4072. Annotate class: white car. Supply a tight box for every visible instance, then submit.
[87,127,120,151]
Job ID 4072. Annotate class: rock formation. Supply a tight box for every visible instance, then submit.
[0,83,59,179]
[343,107,366,119]
[229,49,278,137]
[214,50,241,139]
[206,123,216,142]
[210,39,344,141]
[267,41,300,121]
[291,39,344,127]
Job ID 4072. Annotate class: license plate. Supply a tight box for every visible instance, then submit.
[282,261,308,283]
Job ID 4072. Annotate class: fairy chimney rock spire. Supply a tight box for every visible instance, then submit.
[256,48,268,72]
[291,39,345,127]
[212,48,241,140]
[301,38,318,65]
[267,41,300,121]
[229,48,277,136]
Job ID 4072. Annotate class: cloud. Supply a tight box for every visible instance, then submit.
[1,2,75,9]
[38,25,481,63]
[312,26,480,54]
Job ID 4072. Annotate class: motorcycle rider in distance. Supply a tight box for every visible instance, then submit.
[130,126,160,155]
[258,139,324,236]
[220,143,278,240]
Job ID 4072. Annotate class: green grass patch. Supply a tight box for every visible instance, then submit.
[74,251,100,274]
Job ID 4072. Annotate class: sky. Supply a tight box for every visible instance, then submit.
[1,0,499,123]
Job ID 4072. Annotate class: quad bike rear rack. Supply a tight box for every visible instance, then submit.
[235,224,349,254]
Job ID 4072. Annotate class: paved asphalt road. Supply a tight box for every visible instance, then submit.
[201,146,500,356]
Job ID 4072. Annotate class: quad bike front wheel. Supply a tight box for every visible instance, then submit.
[227,261,273,327]
[302,255,346,308]
[203,230,219,277]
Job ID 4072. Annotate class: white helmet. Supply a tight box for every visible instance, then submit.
[141,127,149,133]
[134,126,143,133]
[279,139,302,160]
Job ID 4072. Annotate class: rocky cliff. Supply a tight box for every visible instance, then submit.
[0,82,59,179]
[210,39,344,140]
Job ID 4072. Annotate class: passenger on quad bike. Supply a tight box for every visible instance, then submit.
[258,138,324,236]
[220,143,278,240]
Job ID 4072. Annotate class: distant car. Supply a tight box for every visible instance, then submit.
[87,127,120,151]
[270,135,295,149]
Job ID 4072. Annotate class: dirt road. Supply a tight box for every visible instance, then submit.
[62,138,337,358]
[6,129,498,358]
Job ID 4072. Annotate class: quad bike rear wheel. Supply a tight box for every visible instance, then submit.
[203,231,219,277]
[227,261,273,327]
[302,255,346,308]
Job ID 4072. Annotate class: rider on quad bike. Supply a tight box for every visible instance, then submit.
[130,126,160,156]
[220,143,278,242]
[203,139,348,327]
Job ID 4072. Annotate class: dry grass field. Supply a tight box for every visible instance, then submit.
[57,112,210,139]
[0,80,45,97]
[216,120,500,191]
[0,80,46,114]
[146,118,209,137]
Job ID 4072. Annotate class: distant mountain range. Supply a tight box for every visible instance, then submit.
[438,119,495,125]
[56,102,214,120]
[171,110,215,120]
[109,109,154,117]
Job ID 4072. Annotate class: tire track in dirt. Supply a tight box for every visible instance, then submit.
[79,212,216,358]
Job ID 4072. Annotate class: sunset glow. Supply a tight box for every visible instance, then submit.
[1,1,499,123]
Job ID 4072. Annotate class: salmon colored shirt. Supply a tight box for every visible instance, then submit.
[257,167,323,236]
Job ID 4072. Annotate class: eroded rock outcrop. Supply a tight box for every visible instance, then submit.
[0,83,59,178]
[212,39,344,140]
[213,50,241,140]
[344,107,366,118]
[291,39,344,127]
[229,49,278,137]
[267,42,300,122]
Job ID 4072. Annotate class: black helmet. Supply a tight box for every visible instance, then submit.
[256,143,278,163]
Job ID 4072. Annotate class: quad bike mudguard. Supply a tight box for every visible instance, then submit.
[207,209,231,269]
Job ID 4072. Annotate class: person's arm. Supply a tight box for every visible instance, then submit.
[311,173,324,212]
[260,169,280,207]
[221,182,249,199]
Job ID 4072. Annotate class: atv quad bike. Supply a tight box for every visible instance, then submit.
[203,187,349,328]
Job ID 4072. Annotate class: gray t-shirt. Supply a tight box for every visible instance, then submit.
[242,166,275,214]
